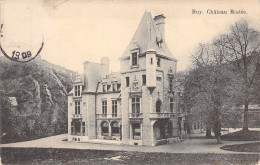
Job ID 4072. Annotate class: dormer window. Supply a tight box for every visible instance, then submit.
[107,85,111,91]
[112,84,116,91]
[103,85,106,92]
[132,52,138,66]
[74,85,81,97]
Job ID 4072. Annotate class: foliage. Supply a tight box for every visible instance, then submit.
[183,19,260,142]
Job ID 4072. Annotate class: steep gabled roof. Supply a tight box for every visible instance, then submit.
[120,11,176,60]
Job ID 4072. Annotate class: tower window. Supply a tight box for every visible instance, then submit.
[132,97,140,113]
[142,75,146,85]
[170,98,174,112]
[74,85,81,96]
[150,58,153,64]
[169,78,173,91]
[75,101,80,114]
[156,99,162,112]
[132,52,138,66]
[126,77,130,87]
[157,58,161,67]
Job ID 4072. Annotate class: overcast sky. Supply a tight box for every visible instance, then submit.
[1,0,260,73]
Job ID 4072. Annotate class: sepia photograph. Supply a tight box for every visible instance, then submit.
[0,0,259,164]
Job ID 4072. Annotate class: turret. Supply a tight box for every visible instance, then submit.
[146,49,157,93]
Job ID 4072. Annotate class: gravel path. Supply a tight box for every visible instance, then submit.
[1,134,259,154]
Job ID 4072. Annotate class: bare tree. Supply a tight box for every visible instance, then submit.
[216,20,260,131]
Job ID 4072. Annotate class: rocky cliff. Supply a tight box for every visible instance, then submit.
[0,56,75,143]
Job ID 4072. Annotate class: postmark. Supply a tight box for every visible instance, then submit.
[0,40,44,63]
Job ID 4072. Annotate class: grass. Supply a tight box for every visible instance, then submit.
[1,147,259,165]
[221,142,260,152]
[221,130,260,141]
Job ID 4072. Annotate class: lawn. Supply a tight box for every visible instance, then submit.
[221,142,260,152]
[1,147,259,165]
[221,130,260,141]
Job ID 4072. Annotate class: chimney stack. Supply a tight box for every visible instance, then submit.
[154,14,166,42]
[101,57,109,78]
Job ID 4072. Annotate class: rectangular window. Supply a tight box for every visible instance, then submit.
[170,98,174,112]
[71,122,74,135]
[157,58,161,67]
[132,52,137,66]
[132,123,141,140]
[169,78,173,91]
[102,100,107,117]
[75,101,80,114]
[112,84,116,91]
[117,84,121,90]
[142,75,146,85]
[74,85,81,96]
[103,85,106,92]
[112,100,117,117]
[82,122,85,136]
[132,97,140,114]
[107,85,111,91]
[156,76,162,82]
[126,77,130,87]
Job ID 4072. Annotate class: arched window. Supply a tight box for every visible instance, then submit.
[111,121,120,136]
[156,99,162,112]
[101,121,109,136]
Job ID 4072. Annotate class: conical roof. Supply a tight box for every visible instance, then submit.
[120,12,176,61]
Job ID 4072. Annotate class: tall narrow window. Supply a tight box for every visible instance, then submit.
[75,101,80,114]
[82,122,85,136]
[157,58,161,67]
[126,77,130,87]
[74,85,81,96]
[156,99,162,112]
[103,85,106,92]
[102,100,107,117]
[112,84,116,91]
[107,85,111,91]
[142,75,146,85]
[170,98,174,112]
[112,100,117,117]
[117,84,121,90]
[132,123,141,140]
[132,52,138,66]
[71,122,74,135]
[169,78,173,91]
[150,57,153,64]
[132,97,140,114]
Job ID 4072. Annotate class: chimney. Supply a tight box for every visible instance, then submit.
[101,57,109,78]
[154,14,166,42]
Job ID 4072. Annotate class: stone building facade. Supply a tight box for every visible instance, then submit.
[67,12,184,146]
